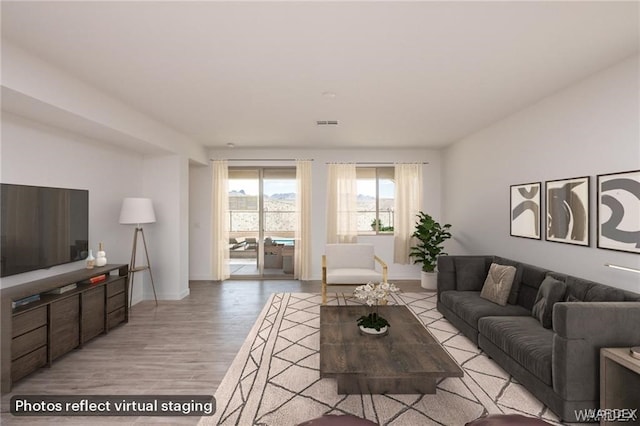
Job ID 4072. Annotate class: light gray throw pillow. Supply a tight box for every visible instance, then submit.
[531,276,567,329]
[480,263,517,306]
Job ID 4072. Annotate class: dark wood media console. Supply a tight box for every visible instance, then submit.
[0,264,129,392]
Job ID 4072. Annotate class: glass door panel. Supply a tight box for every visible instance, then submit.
[263,169,296,277]
[228,169,260,277]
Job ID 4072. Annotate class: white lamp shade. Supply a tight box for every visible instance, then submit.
[119,198,156,225]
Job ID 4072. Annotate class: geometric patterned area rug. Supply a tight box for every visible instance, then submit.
[199,292,564,426]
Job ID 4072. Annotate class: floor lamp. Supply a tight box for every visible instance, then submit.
[119,197,158,307]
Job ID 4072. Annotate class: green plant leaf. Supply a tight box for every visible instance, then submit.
[357,313,390,330]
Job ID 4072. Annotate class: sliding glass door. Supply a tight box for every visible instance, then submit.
[228,169,260,277]
[228,168,296,278]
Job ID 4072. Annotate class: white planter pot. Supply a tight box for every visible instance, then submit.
[359,325,389,336]
[421,271,438,291]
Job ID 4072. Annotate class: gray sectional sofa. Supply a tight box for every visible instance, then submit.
[436,255,640,422]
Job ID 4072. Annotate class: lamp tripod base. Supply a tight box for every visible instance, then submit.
[129,227,158,307]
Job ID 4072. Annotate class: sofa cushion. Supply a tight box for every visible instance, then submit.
[455,257,488,291]
[440,291,531,330]
[478,316,554,386]
[565,276,627,302]
[480,263,517,306]
[531,276,567,329]
[326,268,382,284]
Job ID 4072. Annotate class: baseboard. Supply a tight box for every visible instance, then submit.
[189,274,214,281]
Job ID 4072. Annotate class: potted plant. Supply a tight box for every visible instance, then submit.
[410,212,452,290]
[371,218,394,232]
[353,281,399,335]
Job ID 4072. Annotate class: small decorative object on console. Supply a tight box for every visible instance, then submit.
[353,281,399,335]
[95,242,107,267]
[86,249,95,269]
[631,347,640,359]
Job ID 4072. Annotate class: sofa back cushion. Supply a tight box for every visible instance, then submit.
[516,263,553,311]
[454,256,491,291]
[448,256,526,306]
[564,275,640,302]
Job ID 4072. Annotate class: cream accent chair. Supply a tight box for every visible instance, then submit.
[321,243,388,304]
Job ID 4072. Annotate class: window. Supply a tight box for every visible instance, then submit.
[356,167,395,234]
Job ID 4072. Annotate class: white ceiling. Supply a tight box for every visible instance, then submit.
[1,1,638,150]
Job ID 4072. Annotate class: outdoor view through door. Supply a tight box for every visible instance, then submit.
[228,168,296,278]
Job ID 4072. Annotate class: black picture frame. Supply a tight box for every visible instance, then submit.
[545,176,590,246]
[597,170,640,254]
[510,182,541,240]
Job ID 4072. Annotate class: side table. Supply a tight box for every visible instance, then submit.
[600,347,640,425]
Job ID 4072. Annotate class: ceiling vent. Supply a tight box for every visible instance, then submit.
[316,120,339,126]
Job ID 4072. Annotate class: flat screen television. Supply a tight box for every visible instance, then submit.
[1,183,89,277]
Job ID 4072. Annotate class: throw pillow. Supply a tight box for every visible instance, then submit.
[480,263,517,306]
[531,276,567,329]
[493,256,522,305]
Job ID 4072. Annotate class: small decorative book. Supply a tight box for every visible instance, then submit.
[81,274,107,285]
[12,294,41,309]
[46,283,77,295]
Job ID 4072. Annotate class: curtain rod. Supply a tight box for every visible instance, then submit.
[210,159,426,164]
[325,161,429,165]
[210,158,314,162]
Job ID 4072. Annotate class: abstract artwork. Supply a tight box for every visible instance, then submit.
[597,170,640,254]
[510,182,541,239]
[546,176,590,246]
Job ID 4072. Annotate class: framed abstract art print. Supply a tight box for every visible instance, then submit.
[510,182,541,239]
[545,176,590,246]
[597,170,640,254]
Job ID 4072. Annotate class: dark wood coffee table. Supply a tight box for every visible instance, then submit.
[319,305,463,394]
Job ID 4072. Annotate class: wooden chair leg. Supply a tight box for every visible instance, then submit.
[322,282,327,305]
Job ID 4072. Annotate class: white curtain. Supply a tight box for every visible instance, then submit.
[211,160,230,281]
[326,163,358,244]
[294,160,312,280]
[393,163,423,264]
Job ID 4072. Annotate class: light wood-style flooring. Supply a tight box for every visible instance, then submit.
[1,279,424,425]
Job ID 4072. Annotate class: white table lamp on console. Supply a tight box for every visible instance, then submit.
[119,197,158,307]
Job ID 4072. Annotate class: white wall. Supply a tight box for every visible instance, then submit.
[189,148,441,281]
[443,55,640,292]
[189,164,212,280]
[131,155,190,304]
[0,112,143,288]
[2,41,208,164]
[1,114,192,304]
[1,42,199,302]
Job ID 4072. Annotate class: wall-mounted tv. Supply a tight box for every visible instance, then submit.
[1,184,89,277]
